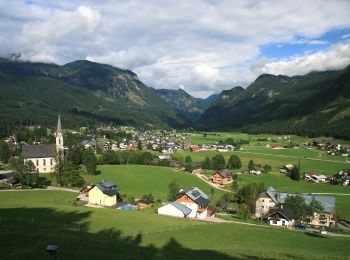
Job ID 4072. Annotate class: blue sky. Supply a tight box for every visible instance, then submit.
[261,28,350,60]
[0,0,350,97]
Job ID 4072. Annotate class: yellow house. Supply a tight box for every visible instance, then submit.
[88,180,118,207]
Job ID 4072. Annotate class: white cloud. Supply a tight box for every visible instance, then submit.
[251,42,350,76]
[0,0,350,97]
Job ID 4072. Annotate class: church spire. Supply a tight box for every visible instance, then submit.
[56,114,64,152]
[57,114,62,134]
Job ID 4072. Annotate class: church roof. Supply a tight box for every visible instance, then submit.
[22,144,56,158]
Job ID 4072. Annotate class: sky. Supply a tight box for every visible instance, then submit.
[1,0,350,98]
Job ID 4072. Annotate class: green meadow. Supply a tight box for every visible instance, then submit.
[83,165,225,200]
[79,165,350,219]
[0,191,349,259]
[176,149,350,176]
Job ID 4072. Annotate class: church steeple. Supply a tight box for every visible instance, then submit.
[55,114,64,152]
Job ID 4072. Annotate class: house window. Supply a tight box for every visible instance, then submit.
[43,159,46,166]
[36,159,39,166]
[59,139,61,145]
[50,159,53,165]
[273,221,278,224]
[262,199,264,202]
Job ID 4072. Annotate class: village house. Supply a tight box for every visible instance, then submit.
[210,169,232,185]
[266,206,295,228]
[191,163,202,175]
[22,115,64,173]
[250,166,262,175]
[157,187,213,219]
[280,164,295,174]
[88,180,118,207]
[137,199,153,209]
[305,173,328,183]
[255,187,336,227]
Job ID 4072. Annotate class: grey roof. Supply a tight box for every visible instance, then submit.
[217,169,232,178]
[96,180,118,196]
[178,187,210,207]
[22,144,56,158]
[171,201,192,216]
[265,187,336,213]
[268,206,295,220]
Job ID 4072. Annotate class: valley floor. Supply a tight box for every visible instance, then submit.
[0,190,349,260]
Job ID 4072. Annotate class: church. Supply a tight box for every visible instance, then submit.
[22,115,64,173]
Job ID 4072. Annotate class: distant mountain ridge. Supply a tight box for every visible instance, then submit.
[155,88,208,121]
[198,65,350,139]
[0,58,190,130]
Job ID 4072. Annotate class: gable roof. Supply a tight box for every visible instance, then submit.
[264,186,336,213]
[95,180,118,196]
[178,187,210,207]
[171,201,192,216]
[268,207,295,220]
[22,144,56,158]
[214,169,232,178]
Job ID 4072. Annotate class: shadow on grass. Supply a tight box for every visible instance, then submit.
[0,207,240,260]
[304,232,328,239]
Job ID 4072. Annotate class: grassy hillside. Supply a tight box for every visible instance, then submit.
[0,191,349,259]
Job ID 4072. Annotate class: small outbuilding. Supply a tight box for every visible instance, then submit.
[157,201,192,218]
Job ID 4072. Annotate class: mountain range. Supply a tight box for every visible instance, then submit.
[0,58,349,139]
[198,66,350,139]
[0,58,191,130]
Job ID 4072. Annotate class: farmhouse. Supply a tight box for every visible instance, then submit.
[88,180,118,207]
[22,115,64,173]
[157,187,213,219]
[255,187,336,227]
[210,169,232,185]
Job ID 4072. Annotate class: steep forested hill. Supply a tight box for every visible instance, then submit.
[0,59,190,132]
[198,66,350,139]
[155,88,207,121]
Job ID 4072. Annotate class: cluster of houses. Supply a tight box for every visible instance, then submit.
[77,180,214,220]
[255,187,336,228]
[329,169,350,186]
[305,140,349,157]
[157,187,214,219]
[190,144,236,152]
[81,130,192,155]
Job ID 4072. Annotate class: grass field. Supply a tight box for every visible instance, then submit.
[188,132,350,146]
[176,149,350,176]
[0,191,349,259]
[79,165,350,219]
[82,165,225,201]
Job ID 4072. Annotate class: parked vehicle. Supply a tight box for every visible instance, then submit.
[294,224,306,229]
